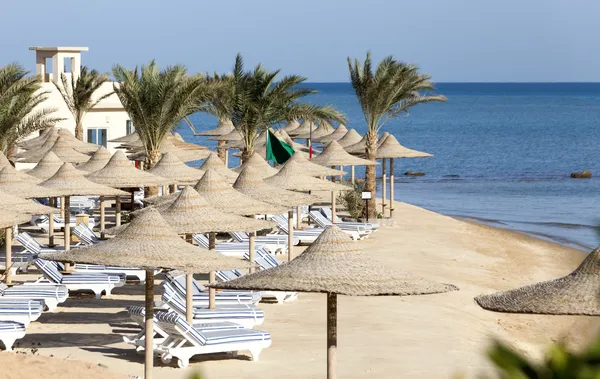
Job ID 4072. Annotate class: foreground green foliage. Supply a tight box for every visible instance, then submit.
[482,336,600,379]
[337,180,366,220]
[53,66,112,140]
[0,64,62,157]
[347,52,446,216]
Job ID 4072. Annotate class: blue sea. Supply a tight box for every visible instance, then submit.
[182,83,600,251]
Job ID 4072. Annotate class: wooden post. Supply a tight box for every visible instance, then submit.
[389,158,395,218]
[5,227,12,285]
[169,184,176,194]
[296,206,301,229]
[208,232,216,250]
[327,293,337,379]
[208,271,216,309]
[351,166,355,185]
[186,273,194,323]
[163,185,169,195]
[64,196,71,251]
[248,232,255,274]
[60,196,65,219]
[115,196,121,227]
[339,165,344,183]
[48,197,55,246]
[224,148,229,168]
[144,269,154,379]
[331,191,337,224]
[99,196,105,238]
[381,158,387,216]
[130,191,136,212]
[287,210,293,262]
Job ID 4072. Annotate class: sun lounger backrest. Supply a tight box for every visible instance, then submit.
[0,283,6,294]
[34,259,63,283]
[16,233,41,254]
[167,273,203,297]
[216,270,240,281]
[272,215,289,233]
[155,311,208,346]
[192,234,210,249]
[229,232,247,242]
[80,223,100,242]
[161,282,187,315]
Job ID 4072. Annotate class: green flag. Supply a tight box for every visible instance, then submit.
[265,129,294,164]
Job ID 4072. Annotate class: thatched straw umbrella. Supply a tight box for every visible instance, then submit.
[127,138,210,164]
[232,152,278,178]
[336,129,363,148]
[76,146,112,172]
[209,226,458,379]
[314,124,348,144]
[0,190,57,284]
[195,119,235,162]
[87,150,167,231]
[0,167,52,198]
[16,136,91,164]
[147,152,205,186]
[285,152,346,178]
[376,135,433,217]
[287,120,314,137]
[45,208,249,379]
[0,152,38,183]
[56,129,100,154]
[39,163,128,251]
[109,131,138,144]
[344,133,367,154]
[475,246,600,315]
[198,152,238,182]
[25,151,63,181]
[281,119,300,134]
[16,127,54,150]
[294,122,333,140]
[209,129,242,167]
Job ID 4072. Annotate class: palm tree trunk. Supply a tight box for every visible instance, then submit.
[75,119,84,141]
[144,149,161,198]
[240,147,255,163]
[364,130,378,218]
[217,140,227,162]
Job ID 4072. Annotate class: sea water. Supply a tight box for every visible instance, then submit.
[182,83,600,251]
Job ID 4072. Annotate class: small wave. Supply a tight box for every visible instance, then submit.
[451,215,508,226]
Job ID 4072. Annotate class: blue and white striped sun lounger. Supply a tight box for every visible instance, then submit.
[0,253,33,276]
[0,299,44,327]
[309,211,367,239]
[0,321,26,351]
[320,207,379,230]
[192,234,268,257]
[16,232,62,255]
[33,258,125,299]
[72,223,102,245]
[0,282,68,312]
[161,283,264,329]
[123,305,246,352]
[165,271,262,306]
[271,214,325,244]
[241,250,298,304]
[228,232,296,254]
[215,270,243,281]
[35,214,96,233]
[153,311,271,368]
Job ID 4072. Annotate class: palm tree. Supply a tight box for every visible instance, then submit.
[0,63,62,158]
[112,61,212,196]
[53,66,112,140]
[227,54,347,162]
[348,52,446,217]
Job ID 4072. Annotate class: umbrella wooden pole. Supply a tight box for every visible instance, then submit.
[340,165,344,183]
[169,184,176,194]
[115,196,121,227]
[248,232,255,274]
[64,196,71,252]
[60,196,65,219]
[224,148,229,168]
[130,191,135,212]
[331,191,337,224]
[327,292,337,379]
[144,269,154,379]
[389,158,395,218]
[381,158,387,216]
[296,206,301,229]
[287,210,294,262]
[208,232,216,250]
[208,271,216,309]
[48,197,55,246]
[351,166,355,185]
[186,273,194,323]
[163,185,169,195]
[99,196,105,238]
[5,227,12,285]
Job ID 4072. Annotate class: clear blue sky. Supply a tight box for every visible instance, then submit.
[1,0,598,82]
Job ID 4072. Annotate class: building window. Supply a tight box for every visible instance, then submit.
[126,120,135,135]
[87,128,108,147]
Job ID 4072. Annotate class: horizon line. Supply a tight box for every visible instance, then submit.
[303,81,600,84]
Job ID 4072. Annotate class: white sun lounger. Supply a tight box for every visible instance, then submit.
[0,282,68,312]
[241,251,298,303]
[36,214,96,233]
[161,283,265,329]
[309,211,369,239]
[165,271,262,306]
[0,253,33,276]
[271,214,329,244]
[228,232,297,254]
[320,207,379,230]
[0,321,27,351]
[123,305,246,352]
[154,311,271,368]
[33,258,125,299]
[0,299,44,327]
[72,223,102,245]
[192,234,269,257]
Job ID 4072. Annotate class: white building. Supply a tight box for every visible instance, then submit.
[28,46,131,153]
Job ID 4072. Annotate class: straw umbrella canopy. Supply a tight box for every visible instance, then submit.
[0,167,53,198]
[25,151,63,181]
[336,129,363,148]
[377,132,391,148]
[147,152,205,185]
[281,119,300,134]
[294,122,333,140]
[56,129,99,154]
[232,152,278,178]
[344,134,368,154]
[287,120,314,137]
[209,128,242,142]
[0,152,38,183]
[17,136,91,164]
[44,207,250,379]
[87,150,167,188]
[76,146,112,172]
[16,127,54,150]
[39,162,128,251]
[197,152,238,182]
[264,161,349,192]
[109,131,139,144]
[233,166,320,207]
[209,226,458,379]
[195,119,235,136]
[376,135,433,159]
[312,141,378,167]
[127,139,210,163]
[475,246,600,315]
[314,124,348,144]
[0,212,30,228]
[285,152,346,178]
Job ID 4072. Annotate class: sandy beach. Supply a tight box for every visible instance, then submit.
[1,199,597,379]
